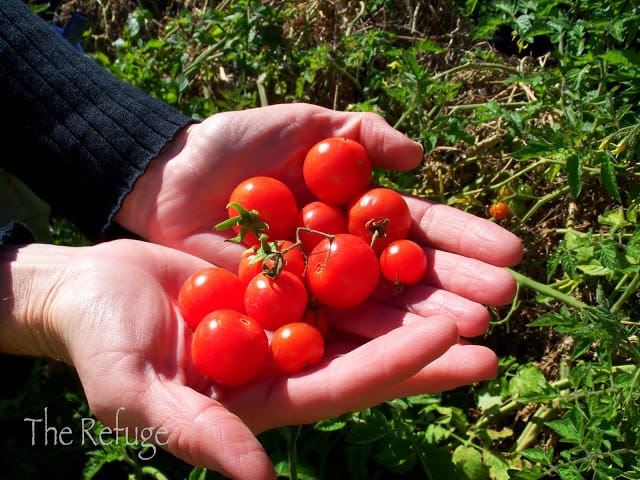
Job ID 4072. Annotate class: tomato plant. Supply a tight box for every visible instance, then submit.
[379,239,427,285]
[297,200,348,254]
[270,322,325,373]
[225,176,299,245]
[238,239,306,285]
[178,267,245,330]
[306,233,380,308]
[191,309,268,386]
[489,201,509,220]
[303,137,372,205]
[244,271,309,330]
[347,187,412,254]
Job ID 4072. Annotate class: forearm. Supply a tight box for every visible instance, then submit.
[0,244,72,363]
[0,0,194,240]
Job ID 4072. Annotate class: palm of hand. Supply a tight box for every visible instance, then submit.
[59,240,496,479]
[126,104,424,271]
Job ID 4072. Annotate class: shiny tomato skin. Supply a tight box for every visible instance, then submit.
[178,267,245,330]
[244,271,309,331]
[191,309,268,386]
[306,233,380,309]
[489,201,509,220]
[347,187,412,254]
[297,201,348,254]
[303,137,372,205]
[238,240,306,286]
[270,322,325,373]
[227,176,299,245]
[379,239,428,285]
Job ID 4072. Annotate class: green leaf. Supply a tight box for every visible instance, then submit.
[345,409,388,444]
[566,153,583,198]
[452,445,489,480]
[599,49,640,69]
[314,417,347,432]
[484,450,511,480]
[520,447,552,466]
[508,365,557,402]
[600,156,622,202]
[545,418,580,443]
[576,264,613,276]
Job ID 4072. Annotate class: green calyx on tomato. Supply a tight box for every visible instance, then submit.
[215,201,269,244]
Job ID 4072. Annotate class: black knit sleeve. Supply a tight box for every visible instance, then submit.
[0,0,195,240]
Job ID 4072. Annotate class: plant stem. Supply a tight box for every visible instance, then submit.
[611,271,640,314]
[507,268,588,310]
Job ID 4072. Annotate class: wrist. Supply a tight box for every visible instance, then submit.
[0,243,74,363]
[114,124,193,238]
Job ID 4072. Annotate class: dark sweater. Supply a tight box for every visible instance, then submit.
[0,0,194,244]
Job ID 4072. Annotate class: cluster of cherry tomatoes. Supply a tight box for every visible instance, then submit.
[178,137,428,387]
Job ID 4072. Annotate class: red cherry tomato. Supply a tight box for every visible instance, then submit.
[238,240,306,286]
[297,201,348,254]
[303,137,372,205]
[489,201,509,220]
[379,239,428,285]
[270,322,325,373]
[227,176,299,245]
[306,233,380,309]
[191,309,268,386]
[178,267,245,330]
[244,271,309,331]
[302,307,330,339]
[347,187,412,254]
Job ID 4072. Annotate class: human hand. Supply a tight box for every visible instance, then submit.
[1,239,505,479]
[115,103,523,340]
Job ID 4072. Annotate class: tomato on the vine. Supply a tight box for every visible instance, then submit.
[347,187,412,254]
[226,176,298,245]
[379,239,427,285]
[297,200,348,255]
[238,240,306,286]
[270,322,325,373]
[306,233,380,309]
[303,137,372,205]
[244,271,309,331]
[191,309,268,386]
[178,267,245,331]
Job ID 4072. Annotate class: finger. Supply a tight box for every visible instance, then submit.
[423,247,518,306]
[365,287,491,339]
[312,342,497,403]
[305,105,423,171]
[143,382,277,480]
[230,315,459,432]
[404,195,523,267]
[385,343,499,397]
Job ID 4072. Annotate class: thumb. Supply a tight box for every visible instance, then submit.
[142,381,276,480]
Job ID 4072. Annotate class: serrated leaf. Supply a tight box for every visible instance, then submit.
[576,264,613,276]
[520,447,552,466]
[484,450,511,480]
[508,365,557,402]
[545,419,580,443]
[452,445,488,479]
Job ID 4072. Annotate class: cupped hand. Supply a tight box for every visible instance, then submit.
[51,239,499,480]
[115,103,523,340]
